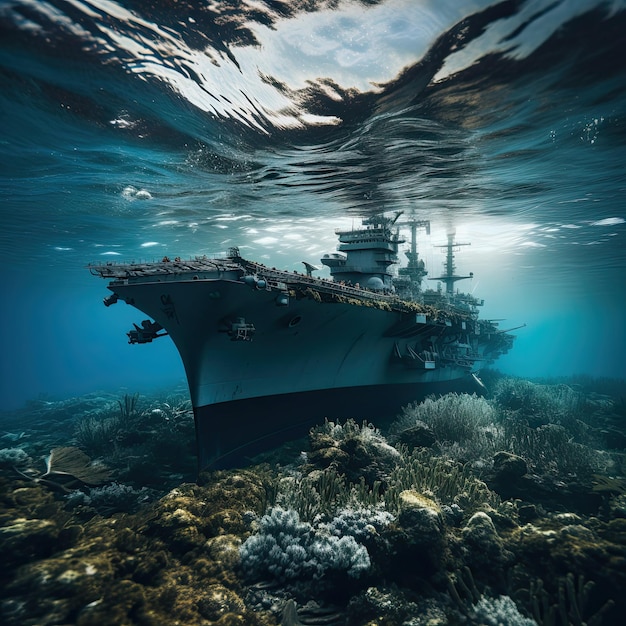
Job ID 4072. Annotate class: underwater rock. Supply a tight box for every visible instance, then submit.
[149,501,207,552]
[142,471,267,555]
[307,444,351,469]
[0,481,80,571]
[398,490,444,535]
[507,518,624,623]
[205,508,249,538]
[0,517,60,565]
[462,511,510,575]
[4,534,121,625]
[486,467,604,515]
[199,471,269,510]
[346,586,448,625]
[76,579,152,625]
[492,451,528,481]
[603,518,626,545]
[393,420,436,449]
[517,503,540,524]
[485,451,530,502]
[130,548,169,586]
[394,490,448,575]
[516,517,625,575]
[9,483,57,510]
[607,493,626,519]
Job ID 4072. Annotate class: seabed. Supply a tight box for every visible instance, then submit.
[1,371,625,625]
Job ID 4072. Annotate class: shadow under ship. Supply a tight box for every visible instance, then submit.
[91,212,517,469]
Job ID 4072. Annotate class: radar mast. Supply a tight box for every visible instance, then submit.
[430,232,472,295]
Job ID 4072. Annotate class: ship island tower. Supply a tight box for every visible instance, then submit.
[320,212,405,291]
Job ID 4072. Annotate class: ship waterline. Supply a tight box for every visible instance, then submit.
[91,215,515,469]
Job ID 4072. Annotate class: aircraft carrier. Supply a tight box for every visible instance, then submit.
[90,212,517,469]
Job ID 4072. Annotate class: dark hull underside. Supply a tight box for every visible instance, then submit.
[194,376,482,470]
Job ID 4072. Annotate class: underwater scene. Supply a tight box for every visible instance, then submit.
[1,0,626,624]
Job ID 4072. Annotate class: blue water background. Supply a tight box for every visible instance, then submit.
[1,0,625,410]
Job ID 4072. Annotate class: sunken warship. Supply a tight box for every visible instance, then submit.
[91,212,516,469]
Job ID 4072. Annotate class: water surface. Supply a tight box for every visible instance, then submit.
[1,0,625,408]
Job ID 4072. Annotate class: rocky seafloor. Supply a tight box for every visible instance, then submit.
[1,372,625,625]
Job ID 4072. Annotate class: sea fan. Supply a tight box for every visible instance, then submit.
[42,446,111,485]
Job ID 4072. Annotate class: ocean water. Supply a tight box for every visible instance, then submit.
[1,0,626,410]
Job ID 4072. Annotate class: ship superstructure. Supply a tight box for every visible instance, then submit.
[320,211,405,291]
[394,217,430,299]
[90,212,516,469]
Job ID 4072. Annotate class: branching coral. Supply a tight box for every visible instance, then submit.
[273,467,388,525]
[239,506,371,583]
[390,386,613,483]
[66,482,152,515]
[523,573,615,626]
[73,391,196,484]
[390,393,496,445]
[492,378,587,429]
[448,568,537,626]
[502,420,609,478]
[389,393,504,464]
[117,393,140,420]
[385,447,500,513]
[472,595,538,626]
[74,413,125,457]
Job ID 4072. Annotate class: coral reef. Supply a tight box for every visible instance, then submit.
[305,418,400,486]
[73,391,196,486]
[0,473,276,625]
[0,447,30,468]
[0,374,624,624]
[65,482,153,515]
[492,378,585,426]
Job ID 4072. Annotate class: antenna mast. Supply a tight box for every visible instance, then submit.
[430,232,472,295]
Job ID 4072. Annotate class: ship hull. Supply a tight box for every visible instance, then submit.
[95,257,512,470]
[194,377,481,469]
